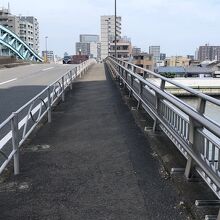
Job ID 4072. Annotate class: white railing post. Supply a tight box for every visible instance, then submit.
[62,77,65,102]
[47,86,52,123]
[70,70,73,90]
[74,67,77,78]
[79,66,82,78]
[11,112,19,175]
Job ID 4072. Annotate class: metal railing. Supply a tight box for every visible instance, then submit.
[105,57,220,203]
[0,59,96,175]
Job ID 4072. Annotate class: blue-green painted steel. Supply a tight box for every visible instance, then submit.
[0,25,43,62]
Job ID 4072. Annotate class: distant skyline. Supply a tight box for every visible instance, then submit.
[2,0,220,57]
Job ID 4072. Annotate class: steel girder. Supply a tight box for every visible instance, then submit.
[0,25,43,62]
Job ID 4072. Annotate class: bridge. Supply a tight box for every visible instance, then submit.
[0,25,43,62]
[0,58,220,219]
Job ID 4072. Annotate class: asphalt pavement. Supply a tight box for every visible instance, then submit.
[0,64,191,219]
[0,63,76,123]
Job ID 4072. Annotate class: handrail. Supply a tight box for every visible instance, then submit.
[0,58,96,175]
[108,57,220,136]
[105,57,220,202]
[110,56,220,107]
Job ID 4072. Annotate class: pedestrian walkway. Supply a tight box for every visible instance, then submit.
[0,64,189,219]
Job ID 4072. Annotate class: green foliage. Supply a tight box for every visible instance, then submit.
[160,72,175,78]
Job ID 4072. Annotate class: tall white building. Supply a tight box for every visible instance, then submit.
[100,15,121,60]
[19,16,39,54]
[90,42,98,58]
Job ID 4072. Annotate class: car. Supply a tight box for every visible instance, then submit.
[63,56,71,64]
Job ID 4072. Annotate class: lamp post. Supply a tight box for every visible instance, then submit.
[114,0,117,58]
[45,36,48,63]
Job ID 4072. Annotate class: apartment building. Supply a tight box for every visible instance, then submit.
[198,45,220,61]
[100,15,122,60]
[0,6,39,55]
[0,7,20,34]
[19,16,39,53]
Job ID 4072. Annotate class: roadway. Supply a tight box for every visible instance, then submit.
[0,63,76,124]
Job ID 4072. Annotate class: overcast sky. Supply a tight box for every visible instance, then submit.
[2,0,220,57]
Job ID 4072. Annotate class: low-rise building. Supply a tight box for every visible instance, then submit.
[187,55,194,60]
[110,37,132,61]
[157,66,213,78]
[165,56,191,67]
[160,53,166,61]
[132,47,141,55]
[156,60,165,67]
[157,67,185,77]
[185,66,213,78]
[132,53,154,74]
[213,64,220,77]
[42,50,54,62]
[203,61,220,77]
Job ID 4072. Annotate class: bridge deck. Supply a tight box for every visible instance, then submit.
[0,64,189,219]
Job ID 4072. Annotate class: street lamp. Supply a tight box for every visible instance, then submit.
[45,36,48,63]
[114,0,117,58]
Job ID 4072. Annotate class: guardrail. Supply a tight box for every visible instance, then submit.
[105,57,220,212]
[0,59,96,175]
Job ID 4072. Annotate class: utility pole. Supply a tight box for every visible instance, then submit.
[45,36,48,63]
[114,0,117,58]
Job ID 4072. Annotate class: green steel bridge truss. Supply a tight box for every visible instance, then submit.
[0,25,43,62]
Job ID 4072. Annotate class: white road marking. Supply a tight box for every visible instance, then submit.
[42,67,54,71]
[0,78,17,86]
